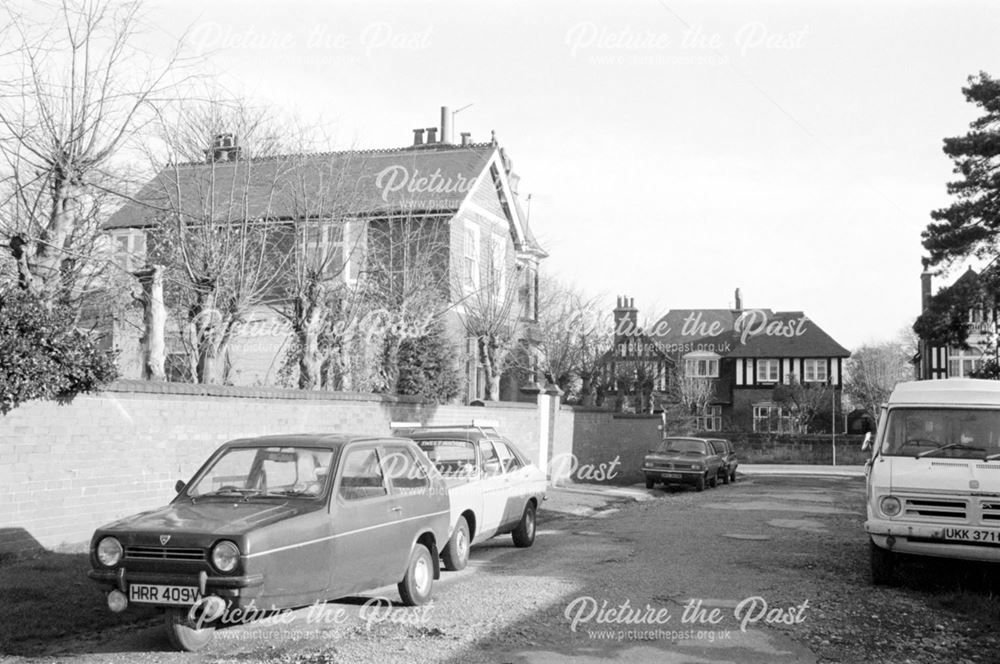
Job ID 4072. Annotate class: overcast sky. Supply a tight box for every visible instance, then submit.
[142,0,1000,350]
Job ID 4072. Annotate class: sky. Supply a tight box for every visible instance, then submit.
[136,0,1000,350]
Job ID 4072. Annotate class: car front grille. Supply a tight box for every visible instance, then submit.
[125,546,206,562]
[902,497,967,520]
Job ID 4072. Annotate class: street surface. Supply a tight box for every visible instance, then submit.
[5,475,1000,664]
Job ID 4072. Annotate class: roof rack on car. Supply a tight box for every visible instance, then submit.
[389,419,501,437]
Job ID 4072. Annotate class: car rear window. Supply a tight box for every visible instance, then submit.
[416,440,477,475]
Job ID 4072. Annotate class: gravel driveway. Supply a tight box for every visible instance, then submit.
[4,475,1000,664]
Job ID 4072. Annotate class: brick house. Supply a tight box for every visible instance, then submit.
[104,108,546,402]
[602,291,850,433]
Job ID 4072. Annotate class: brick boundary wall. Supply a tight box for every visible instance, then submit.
[0,381,539,555]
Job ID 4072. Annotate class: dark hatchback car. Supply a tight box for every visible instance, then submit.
[642,436,726,491]
[88,434,450,651]
[708,437,739,484]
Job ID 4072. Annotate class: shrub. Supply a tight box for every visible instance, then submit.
[0,289,118,414]
[396,321,462,403]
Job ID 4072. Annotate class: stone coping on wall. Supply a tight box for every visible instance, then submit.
[102,379,432,404]
[99,380,542,408]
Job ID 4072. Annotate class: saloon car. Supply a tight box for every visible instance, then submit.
[391,421,547,571]
[642,436,726,491]
[87,434,450,651]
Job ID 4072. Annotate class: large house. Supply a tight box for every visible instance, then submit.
[603,291,851,433]
[915,262,997,380]
[104,108,546,402]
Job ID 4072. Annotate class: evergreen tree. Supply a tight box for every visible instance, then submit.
[923,72,1000,266]
[396,321,463,403]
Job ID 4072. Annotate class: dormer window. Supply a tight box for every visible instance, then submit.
[756,359,780,383]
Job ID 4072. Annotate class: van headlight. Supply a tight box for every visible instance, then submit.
[211,540,240,573]
[96,536,123,567]
[880,496,902,517]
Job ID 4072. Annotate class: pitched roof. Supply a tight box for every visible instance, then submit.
[105,143,498,229]
[649,308,850,358]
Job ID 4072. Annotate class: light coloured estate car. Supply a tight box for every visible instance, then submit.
[391,421,548,571]
[866,379,1000,584]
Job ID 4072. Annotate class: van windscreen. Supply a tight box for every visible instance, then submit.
[882,408,1000,459]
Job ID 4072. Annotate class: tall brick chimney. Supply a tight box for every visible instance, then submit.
[613,295,639,344]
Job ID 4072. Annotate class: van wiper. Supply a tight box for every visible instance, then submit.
[984,452,1000,461]
[918,443,985,458]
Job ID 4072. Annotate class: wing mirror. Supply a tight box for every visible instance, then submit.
[861,432,873,452]
[175,479,186,494]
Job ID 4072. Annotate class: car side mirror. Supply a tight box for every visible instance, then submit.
[175,479,186,494]
[861,432,872,452]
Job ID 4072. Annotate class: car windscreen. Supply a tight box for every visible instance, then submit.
[415,440,477,476]
[186,446,335,498]
[881,407,1000,459]
[654,439,708,455]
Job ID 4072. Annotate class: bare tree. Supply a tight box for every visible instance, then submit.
[662,361,715,431]
[0,0,188,302]
[534,276,609,402]
[456,236,522,401]
[774,376,832,433]
[844,339,914,420]
[142,98,294,383]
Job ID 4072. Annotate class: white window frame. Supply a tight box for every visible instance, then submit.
[111,229,146,272]
[684,351,720,378]
[756,359,780,383]
[696,405,722,432]
[948,348,985,378]
[803,359,828,383]
[301,220,345,279]
[753,403,795,434]
[463,222,480,288]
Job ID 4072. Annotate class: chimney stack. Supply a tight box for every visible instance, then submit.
[425,127,437,144]
[413,128,425,146]
[734,287,743,311]
[205,133,241,162]
[613,295,639,343]
[460,132,471,146]
[440,106,451,144]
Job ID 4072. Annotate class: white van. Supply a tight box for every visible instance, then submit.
[865,379,1000,584]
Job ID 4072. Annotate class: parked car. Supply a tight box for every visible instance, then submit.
[87,434,450,651]
[708,437,739,484]
[391,421,547,571]
[642,436,725,491]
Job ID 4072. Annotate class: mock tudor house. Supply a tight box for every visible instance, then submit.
[104,107,546,402]
[602,291,851,433]
[915,261,997,380]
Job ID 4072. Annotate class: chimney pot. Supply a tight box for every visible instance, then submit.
[413,128,425,146]
[425,127,438,143]
[440,106,451,144]
[734,287,743,311]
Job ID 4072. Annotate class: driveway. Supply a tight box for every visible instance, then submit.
[4,475,999,664]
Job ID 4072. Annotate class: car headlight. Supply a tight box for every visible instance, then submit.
[643,461,652,467]
[691,464,704,471]
[96,536,123,567]
[211,540,240,573]
[880,496,902,518]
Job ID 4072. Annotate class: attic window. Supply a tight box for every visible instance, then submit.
[683,351,719,378]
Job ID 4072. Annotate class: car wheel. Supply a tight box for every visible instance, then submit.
[694,474,705,492]
[870,540,898,586]
[512,502,537,548]
[730,469,737,483]
[645,476,655,489]
[164,608,215,652]
[442,517,470,571]
[721,468,730,485]
[398,543,434,606]
[708,472,718,488]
